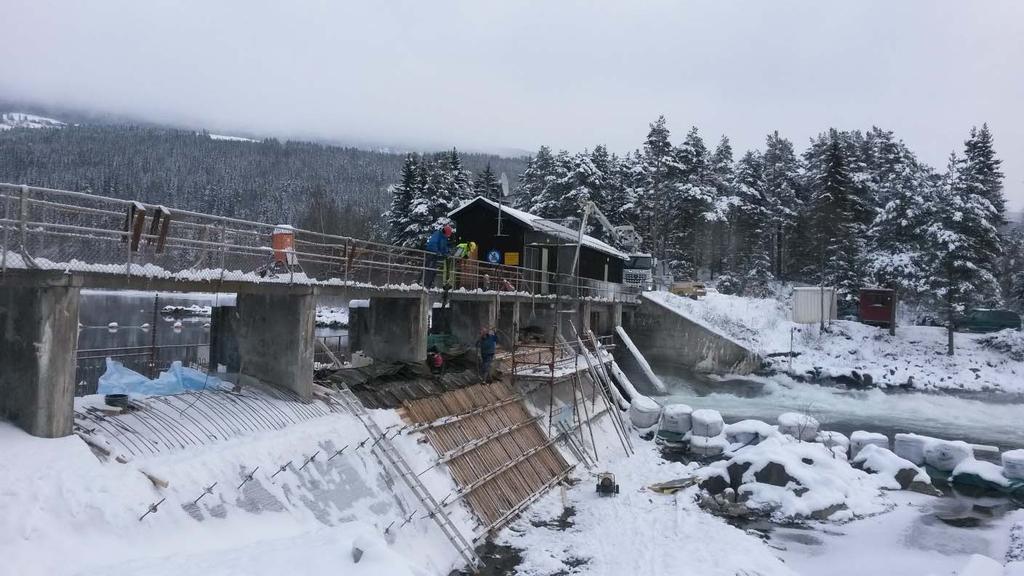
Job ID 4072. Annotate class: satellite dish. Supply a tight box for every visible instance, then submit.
[499,172,510,197]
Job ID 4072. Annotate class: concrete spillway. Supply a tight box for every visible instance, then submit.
[620,293,762,375]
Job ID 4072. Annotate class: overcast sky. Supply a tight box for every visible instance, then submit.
[2,0,1022,210]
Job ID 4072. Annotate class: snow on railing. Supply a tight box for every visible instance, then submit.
[0,184,639,302]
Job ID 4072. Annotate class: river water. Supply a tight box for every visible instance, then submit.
[76,290,348,392]
[654,363,1024,451]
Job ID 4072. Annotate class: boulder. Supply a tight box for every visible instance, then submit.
[777,412,820,441]
[699,473,729,495]
[753,461,799,488]
[691,409,724,437]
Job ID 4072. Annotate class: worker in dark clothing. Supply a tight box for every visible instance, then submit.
[424,224,453,288]
[478,326,498,383]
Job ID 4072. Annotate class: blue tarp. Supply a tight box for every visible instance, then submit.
[97,358,227,396]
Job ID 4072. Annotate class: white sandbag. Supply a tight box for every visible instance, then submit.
[850,431,888,458]
[815,431,850,450]
[629,395,662,429]
[691,409,724,438]
[894,433,936,466]
[924,440,973,472]
[690,433,728,458]
[661,404,693,434]
[777,412,819,441]
[725,419,776,445]
[1001,449,1024,481]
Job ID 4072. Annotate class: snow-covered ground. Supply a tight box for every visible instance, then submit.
[0,408,473,576]
[0,112,66,130]
[645,290,1024,395]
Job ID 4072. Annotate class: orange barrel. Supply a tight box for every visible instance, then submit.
[272,225,297,265]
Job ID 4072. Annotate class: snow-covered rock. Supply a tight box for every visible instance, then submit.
[691,408,724,437]
[851,444,929,490]
[777,412,819,441]
[1003,449,1024,481]
[628,395,662,429]
[951,459,1011,491]
[925,440,974,472]
[850,430,888,458]
[816,430,850,450]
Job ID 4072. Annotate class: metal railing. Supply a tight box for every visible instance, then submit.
[0,183,640,302]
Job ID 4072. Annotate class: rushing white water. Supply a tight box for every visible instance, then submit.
[656,368,1024,450]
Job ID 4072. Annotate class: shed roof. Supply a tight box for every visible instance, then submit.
[449,196,628,260]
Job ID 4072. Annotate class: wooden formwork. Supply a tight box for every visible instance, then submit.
[402,382,572,532]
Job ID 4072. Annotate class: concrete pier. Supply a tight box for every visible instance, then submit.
[0,284,80,437]
[232,290,316,400]
[365,295,428,363]
[448,299,497,347]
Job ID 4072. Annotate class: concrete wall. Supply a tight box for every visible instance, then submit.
[622,295,762,374]
[365,295,428,363]
[208,305,240,373]
[448,299,496,348]
[0,285,80,437]
[233,291,316,400]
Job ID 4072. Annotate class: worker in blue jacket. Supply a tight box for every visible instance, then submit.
[423,224,452,288]
[478,326,498,383]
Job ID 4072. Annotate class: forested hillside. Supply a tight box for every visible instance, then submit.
[0,123,526,240]
[506,118,1024,316]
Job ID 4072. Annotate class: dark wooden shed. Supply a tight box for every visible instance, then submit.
[448,197,626,285]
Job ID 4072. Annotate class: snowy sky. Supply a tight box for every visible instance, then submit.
[1,0,1022,211]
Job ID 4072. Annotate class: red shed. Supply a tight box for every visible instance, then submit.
[859,288,896,328]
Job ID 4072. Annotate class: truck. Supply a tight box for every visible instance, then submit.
[572,200,660,290]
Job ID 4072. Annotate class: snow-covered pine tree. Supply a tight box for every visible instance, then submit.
[922,152,1002,355]
[961,124,1005,228]
[405,157,441,249]
[385,154,419,246]
[998,228,1024,313]
[804,129,872,303]
[473,163,501,200]
[636,116,678,263]
[732,150,773,288]
[706,136,738,276]
[862,128,934,295]
[761,132,801,277]
[665,126,719,277]
[513,145,557,212]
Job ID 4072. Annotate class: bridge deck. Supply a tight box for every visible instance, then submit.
[0,183,638,304]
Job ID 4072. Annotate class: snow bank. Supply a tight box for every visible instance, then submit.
[0,408,473,576]
[645,289,1024,394]
[691,408,724,437]
[97,359,228,396]
[955,554,1005,576]
[500,413,797,576]
[777,412,819,441]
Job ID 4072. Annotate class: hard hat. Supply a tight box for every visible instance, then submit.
[443,224,453,236]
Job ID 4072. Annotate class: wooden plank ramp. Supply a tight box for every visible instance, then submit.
[402,382,573,539]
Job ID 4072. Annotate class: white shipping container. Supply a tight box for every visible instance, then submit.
[792,287,838,324]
